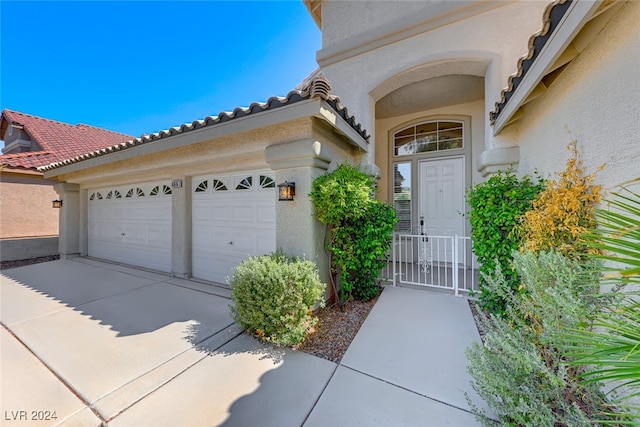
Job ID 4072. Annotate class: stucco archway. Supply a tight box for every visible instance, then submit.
[371,57,491,252]
[370,57,490,118]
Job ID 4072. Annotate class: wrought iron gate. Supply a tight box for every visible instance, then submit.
[385,233,479,296]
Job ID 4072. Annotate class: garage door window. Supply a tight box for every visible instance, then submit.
[195,180,209,192]
[124,188,145,198]
[106,190,122,199]
[259,175,275,188]
[150,185,171,196]
[213,179,227,191]
[236,176,252,190]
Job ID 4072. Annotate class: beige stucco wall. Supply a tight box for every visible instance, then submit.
[54,118,316,187]
[0,170,59,239]
[318,0,548,166]
[48,111,364,280]
[320,0,458,46]
[500,1,640,193]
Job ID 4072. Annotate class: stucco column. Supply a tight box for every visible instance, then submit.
[479,57,521,176]
[53,182,81,258]
[265,139,332,285]
[171,176,192,278]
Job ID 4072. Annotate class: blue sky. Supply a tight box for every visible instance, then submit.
[0,1,321,137]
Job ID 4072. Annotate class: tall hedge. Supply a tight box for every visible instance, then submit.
[309,163,397,301]
[466,171,544,313]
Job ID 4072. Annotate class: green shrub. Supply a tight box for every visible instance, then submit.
[229,251,326,346]
[466,251,616,426]
[310,163,397,301]
[466,171,544,314]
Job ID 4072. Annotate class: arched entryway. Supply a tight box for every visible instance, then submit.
[373,59,486,294]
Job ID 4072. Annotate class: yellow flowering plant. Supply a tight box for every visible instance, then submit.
[518,141,603,260]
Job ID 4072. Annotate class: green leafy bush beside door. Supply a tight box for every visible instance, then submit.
[310,163,397,301]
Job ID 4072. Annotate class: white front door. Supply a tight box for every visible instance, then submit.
[418,157,465,262]
[191,171,276,284]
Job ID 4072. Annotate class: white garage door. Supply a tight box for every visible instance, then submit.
[87,182,172,272]
[192,171,276,284]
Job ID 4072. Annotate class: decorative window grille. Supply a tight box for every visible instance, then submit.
[151,184,172,196]
[259,175,275,188]
[195,180,209,192]
[236,176,252,190]
[212,179,228,191]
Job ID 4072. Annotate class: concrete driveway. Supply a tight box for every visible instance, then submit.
[1,258,488,426]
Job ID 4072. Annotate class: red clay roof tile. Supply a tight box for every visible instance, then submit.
[0,109,132,170]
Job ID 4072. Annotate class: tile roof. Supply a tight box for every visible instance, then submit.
[0,109,133,170]
[39,77,369,172]
[489,0,571,124]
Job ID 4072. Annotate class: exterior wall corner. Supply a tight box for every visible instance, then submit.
[53,182,81,257]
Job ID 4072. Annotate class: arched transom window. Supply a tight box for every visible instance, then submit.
[393,120,463,156]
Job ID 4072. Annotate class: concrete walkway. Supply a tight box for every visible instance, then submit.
[1,258,489,426]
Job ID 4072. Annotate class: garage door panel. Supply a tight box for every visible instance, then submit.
[231,233,258,254]
[192,205,211,222]
[148,229,171,245]
[192,172,276,283]
[257,203,276,223]
[192,255,237,284]
[88,183,172,273]
[232,203,255,222]
[212,205,232,221]
[191,228,214,247]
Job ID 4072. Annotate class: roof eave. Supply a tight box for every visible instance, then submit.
[0,166,44,176]
[42,98,368,179]
[491,0,601,135]
[303,0,322,28]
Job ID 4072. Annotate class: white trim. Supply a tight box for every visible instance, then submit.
[492,0,601,134]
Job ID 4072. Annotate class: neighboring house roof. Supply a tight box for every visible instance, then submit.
[490,0,572,124]
[40,77,369,172]
[0,109,133,170]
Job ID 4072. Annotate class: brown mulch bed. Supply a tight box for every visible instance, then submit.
[467,298,486,342]
[295,293,379,363]
[0,255,60,270]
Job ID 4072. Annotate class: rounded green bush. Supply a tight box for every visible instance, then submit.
[229,252,326,346]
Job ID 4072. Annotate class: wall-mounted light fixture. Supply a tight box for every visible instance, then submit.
[52,199,63,208]
[277,181,295,201]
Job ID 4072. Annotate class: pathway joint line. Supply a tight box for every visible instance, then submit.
[104,325,245,423]
[1,323,107,424]
[339,364,478,417]
[301,364,339,426]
